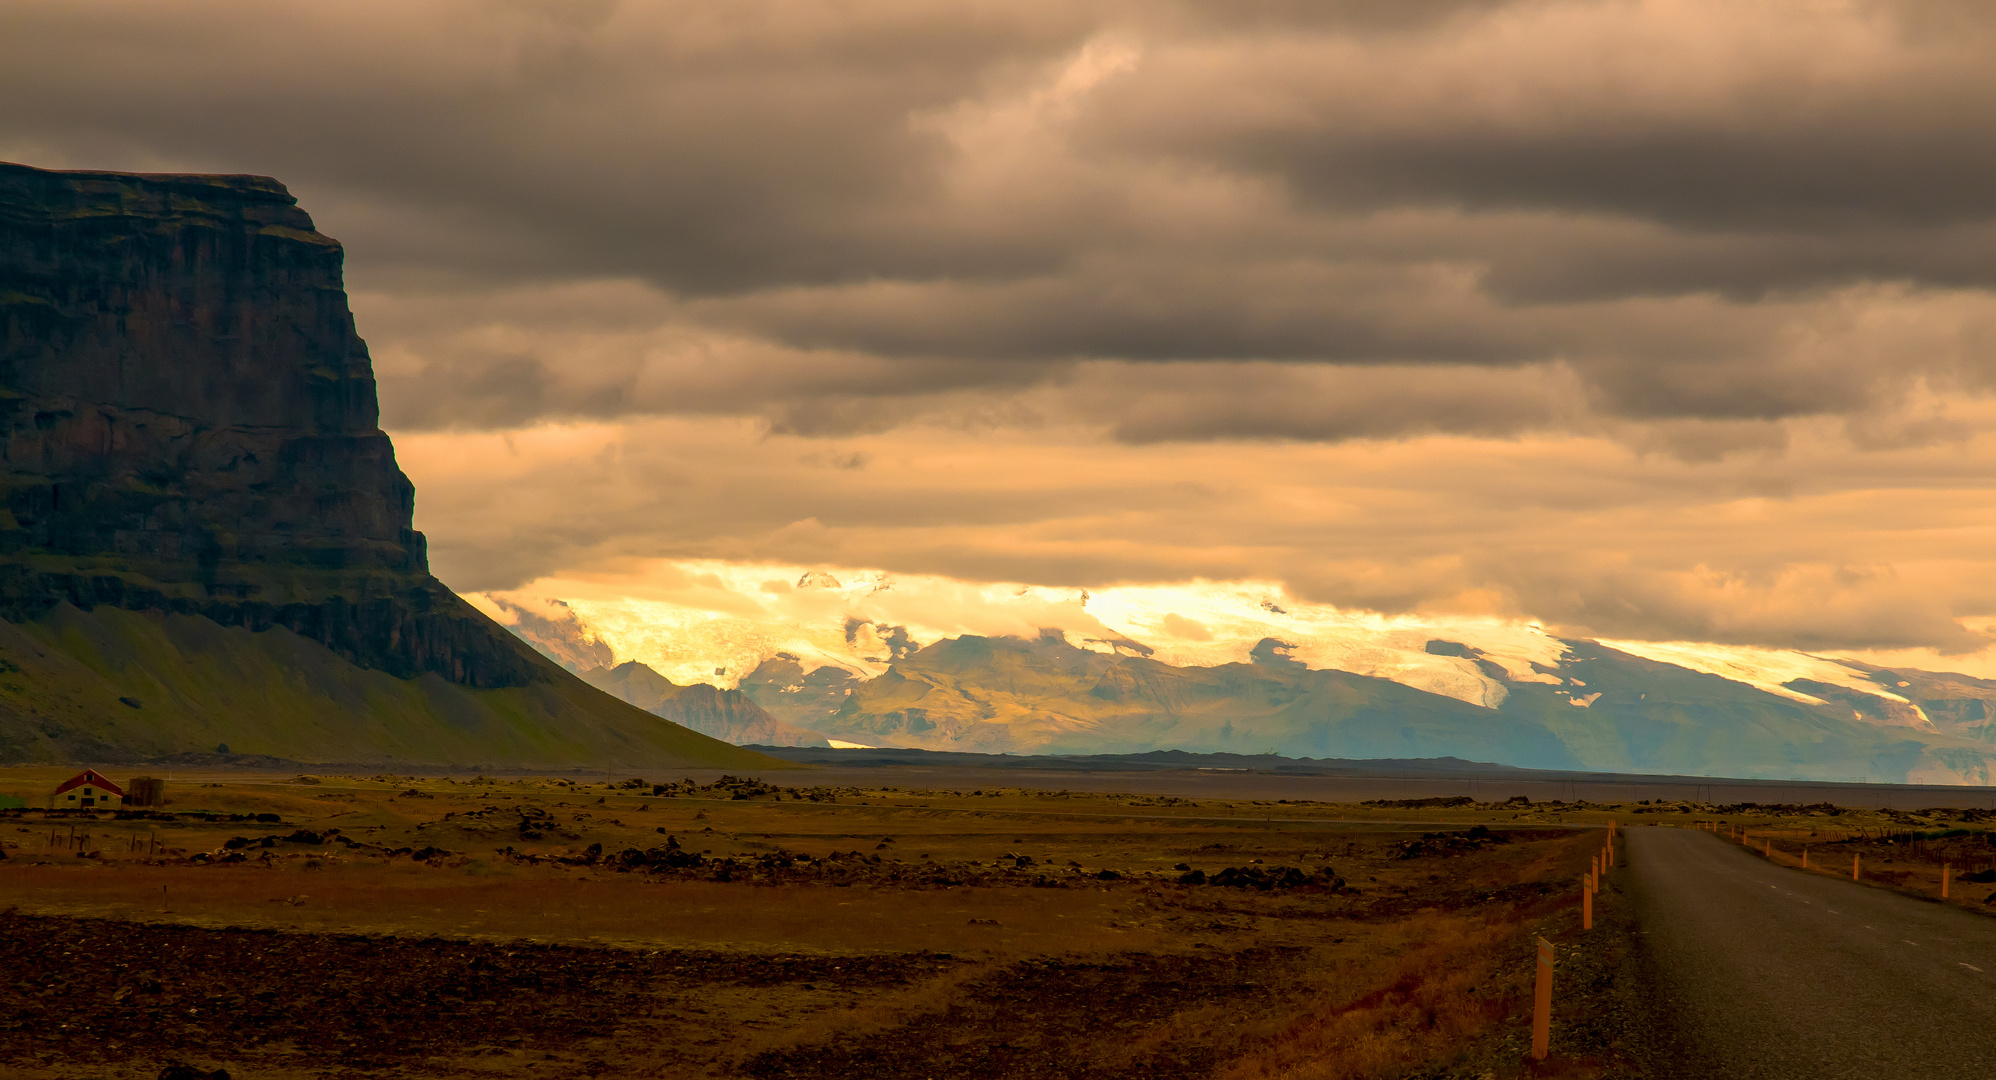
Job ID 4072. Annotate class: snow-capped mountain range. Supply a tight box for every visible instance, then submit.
[472,562,1996,784]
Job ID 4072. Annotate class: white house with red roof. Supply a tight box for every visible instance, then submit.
[52,770,125,809]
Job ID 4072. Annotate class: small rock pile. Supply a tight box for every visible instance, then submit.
[1394,824,1510,859]
[1176,865,1344,891]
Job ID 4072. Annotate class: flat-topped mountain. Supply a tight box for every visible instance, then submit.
[0,161,772,768]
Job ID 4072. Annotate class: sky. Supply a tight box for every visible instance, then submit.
[10,0,1996,681]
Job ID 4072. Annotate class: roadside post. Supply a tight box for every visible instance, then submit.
[1853,853,1861,881]
[1532,937,1554,1060]
[1803,846,1809,869]
[1583,874,1593,930]
[1943,864,1952,899]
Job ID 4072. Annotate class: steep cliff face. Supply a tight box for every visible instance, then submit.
[0,161,778,768]
[0,161,529,686]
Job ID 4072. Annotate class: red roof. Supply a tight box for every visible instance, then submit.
[53,770,125,797]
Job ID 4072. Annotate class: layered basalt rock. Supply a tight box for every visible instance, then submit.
[0,162,533,687]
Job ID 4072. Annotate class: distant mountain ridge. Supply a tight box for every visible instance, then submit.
[0,162,773,769]
[575,660,826,747]
[490,617,1996,783]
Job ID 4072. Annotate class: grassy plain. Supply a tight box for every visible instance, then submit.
[9,769,1974,1079]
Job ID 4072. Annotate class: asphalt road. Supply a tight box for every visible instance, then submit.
[1627,826,1996,1078]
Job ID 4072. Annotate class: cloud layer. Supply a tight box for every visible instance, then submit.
[9,0,1996,651]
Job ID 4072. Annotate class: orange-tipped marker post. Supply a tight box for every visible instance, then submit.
[1853,853,1861,881]
[1532,937,1554,1060]
[1583,875,1593,930]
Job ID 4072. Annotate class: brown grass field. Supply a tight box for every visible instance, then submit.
[3,768,1983,1079]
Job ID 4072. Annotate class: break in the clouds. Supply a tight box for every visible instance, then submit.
[10,0,1996,654]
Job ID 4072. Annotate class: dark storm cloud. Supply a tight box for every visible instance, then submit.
[1074,362,1585,443]
[1094,3,1996,231]
[11,0,1996,442]
[0,0,1099,289]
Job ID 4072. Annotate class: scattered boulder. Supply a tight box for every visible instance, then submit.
[1363,796,1475,809]
[1210,866,1309,890]
[1396,825,1509,859]
[159,1065,230,1080]
[1186,865,1343,891]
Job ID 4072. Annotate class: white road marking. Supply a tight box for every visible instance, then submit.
[1904,940,1920,947]
[1961,963,1983,972]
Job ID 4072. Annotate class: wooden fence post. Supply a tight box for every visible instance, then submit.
[1532,937,1554,1061]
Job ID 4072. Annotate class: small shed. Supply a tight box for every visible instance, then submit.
[125,775,166,808]
[52,770,125,809]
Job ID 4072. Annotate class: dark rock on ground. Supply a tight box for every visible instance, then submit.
[158,1065,231,1080]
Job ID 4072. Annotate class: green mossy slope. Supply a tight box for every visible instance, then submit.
[0,604,777,769]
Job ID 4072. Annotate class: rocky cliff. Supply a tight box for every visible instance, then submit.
[0,161,776,768]
[0,161,535,685]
